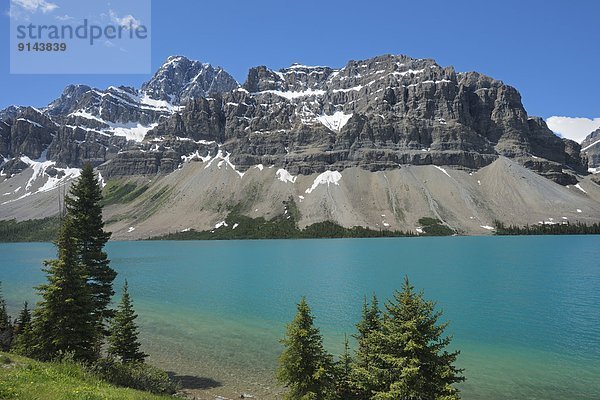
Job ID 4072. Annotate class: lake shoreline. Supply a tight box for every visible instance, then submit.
[2,237,599,399]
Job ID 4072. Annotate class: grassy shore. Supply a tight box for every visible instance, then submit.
[0,352,173,400]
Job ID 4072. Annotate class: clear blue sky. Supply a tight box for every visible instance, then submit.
[1,0,598,120]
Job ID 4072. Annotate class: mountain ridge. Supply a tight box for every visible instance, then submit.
[1,53,599,237]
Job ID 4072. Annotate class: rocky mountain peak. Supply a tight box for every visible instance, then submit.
[0,106,57,161]
[141,56,239,105]
[242,54,448,95]
[0,53,592,185]
[0,105,25,122]
[46,84,93,117]
[582,127,600,171]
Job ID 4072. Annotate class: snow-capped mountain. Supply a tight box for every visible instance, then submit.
[141,55,239,103]
[1,54,599,236]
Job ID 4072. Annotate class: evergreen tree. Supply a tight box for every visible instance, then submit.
[30,217,98,362]
[0,282,13,351]
[13,301,31,335]
[364,277,464,400]
[65,163,116,324]
[277,297,336,400]
[351,295,381,397]
[335,334,354,400]
[107,281,147,363]
[11,302,34,356]
[355,295,381,366]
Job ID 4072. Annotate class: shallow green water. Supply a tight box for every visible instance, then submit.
[1,236,599,399]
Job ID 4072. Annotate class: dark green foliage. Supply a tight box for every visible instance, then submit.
[108,281,147,364]
[100,182,149,206]
[12,301,31,335]
[357,277,464,399]
[66,163,116,324]
[278,297,336,400]
[300,222,413,239]
[0,283,13,351]
[351,296,381,398]
[0,217,61,242]
[11,302,33,356]
[355,295,381,362]
[152,201,417,241]
[335,335,354,400]
[30,217,98,362]
[87,358,177,395]
[279,284,464,400]
[494,220,600,235]
[418,217,456,236]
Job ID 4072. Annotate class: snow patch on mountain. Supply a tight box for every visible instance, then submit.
[68,110,158,142]
[582,138,600,152]
[276,169,297,183]
[111,122,159,142]
[258,89,326,100]
[305,170,342,194]
[1,151,81,205]
[204,149,244,178]
[317,112,353,132]
[16,118,43,128]
[433,165,451,178]
[181,150,211,163]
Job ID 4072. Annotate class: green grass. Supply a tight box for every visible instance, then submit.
[417,217,455,236]
[0,352,173,400]
[100,181,149,206]
[0,217,61,242]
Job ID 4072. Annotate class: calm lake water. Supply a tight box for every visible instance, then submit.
[1,236,599,399]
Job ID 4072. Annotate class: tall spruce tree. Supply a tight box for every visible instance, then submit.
[364,277,464,400]
[277,297,336,400]
[0,282,13,351]
[65,163,115,324]
[30,216,98,362]
[351,295,381,398]
[107,281,147,363]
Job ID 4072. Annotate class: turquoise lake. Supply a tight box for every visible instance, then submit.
[1,236,599,399]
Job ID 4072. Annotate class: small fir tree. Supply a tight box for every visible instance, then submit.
[0,282,13,351]
[11,302,34,356]
[277,297,336,400]
[13,301,31,335]
[30,216,98,362]
[366,277,465,400]
[107,281,147,363]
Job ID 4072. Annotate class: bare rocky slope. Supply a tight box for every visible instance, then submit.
[1,54,599,238]
[582,127,600,172]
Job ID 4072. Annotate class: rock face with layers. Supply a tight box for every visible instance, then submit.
[140,54,584,182]
[582,128,600,172]
[0,54,592,206]
[140,55,240,103]
[0,107,56,160]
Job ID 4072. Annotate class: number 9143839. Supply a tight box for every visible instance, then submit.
[18,42,67,51]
